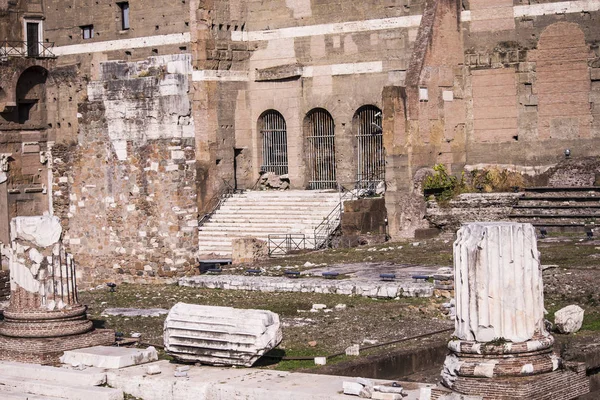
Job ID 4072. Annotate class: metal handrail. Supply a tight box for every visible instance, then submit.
[0,41,56,58]
[313,183,357,249]
[198,179,240,228]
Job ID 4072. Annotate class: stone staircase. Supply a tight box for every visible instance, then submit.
[509,186,600,232]
[197,190,344,257]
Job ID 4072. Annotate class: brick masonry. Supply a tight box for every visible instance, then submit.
[431,363,589,400]
[0,329,114,365]
[2,0,600,283]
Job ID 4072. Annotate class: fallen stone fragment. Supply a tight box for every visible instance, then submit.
[356,377,373,389]
[164,303,282,367]
[343,381,363,396]
[312,304,327,310]
[174,371,188,378]
[554,305,585,334]
[146,364,161,375]
[374,385,404,394]
[314,357,327,365]
[335,303,347,310]
[175,365,190,372]
[359,386,372,398]
[345,344,360,356]
[308,340,317,347]
[372,392,403,400]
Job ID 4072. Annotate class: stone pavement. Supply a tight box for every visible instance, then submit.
[179,263,439,298]
[106,360,437,400]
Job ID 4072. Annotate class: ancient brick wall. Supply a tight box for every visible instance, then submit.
[44,0,189,47]
[50,56,198,287]
[384,0,600,238]
[463,4,600,168]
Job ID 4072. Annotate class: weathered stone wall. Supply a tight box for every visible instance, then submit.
[51,56,198,287]
[191,0,425,191]
[384,0,600,238]
[44,0,189,49]
[425,193,521,232]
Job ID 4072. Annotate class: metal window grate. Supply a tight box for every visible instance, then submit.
[355,105,385,190]
[260,110,288,176]
[306,108,336,189]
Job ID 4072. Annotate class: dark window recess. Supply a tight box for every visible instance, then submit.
[118,2,130,30]
[81,25,94,39]
[26,22,40,57]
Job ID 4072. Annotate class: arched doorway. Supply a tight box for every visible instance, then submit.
[354,105,384,190]
[305,108,336,189]
[258,110,288,176]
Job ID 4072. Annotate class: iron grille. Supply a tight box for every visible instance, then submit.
[306,108,336,189]
[260,110,288,176]
[355,105,385,190]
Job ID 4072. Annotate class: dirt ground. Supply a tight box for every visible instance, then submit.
[79,233,600,374]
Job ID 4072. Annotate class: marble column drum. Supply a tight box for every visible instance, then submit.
[442,222,561,391]
[0,216,113,364]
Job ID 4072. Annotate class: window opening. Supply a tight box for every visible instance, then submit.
[118,2,130,30]
[81,25,94,39]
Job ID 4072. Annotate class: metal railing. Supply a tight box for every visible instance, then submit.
[313,183,357,249]
[198,179,240,228]
[268,234,306,256]
[0,41,56,58]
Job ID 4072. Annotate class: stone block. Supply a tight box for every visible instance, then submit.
[164,303,282,367]
[60,346,158,369]
[231,237,268,264]
[0,361,107,386]
[0,375,122,400]
[554,305,584,334]
[372,392,403,400]
[10,216,62,248]
[343,381,363,395]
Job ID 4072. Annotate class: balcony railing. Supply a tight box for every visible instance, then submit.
[0,41,56,59]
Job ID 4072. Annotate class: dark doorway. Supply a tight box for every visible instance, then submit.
[26,23,40,57]
[234,148,244,190]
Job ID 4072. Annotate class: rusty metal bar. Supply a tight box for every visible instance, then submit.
[356,106,384,190]
[260,110,288,176]
[307,109,336,189]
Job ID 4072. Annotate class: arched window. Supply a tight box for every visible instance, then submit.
[305,108,336,189]
[259,110,288,176]
[354,105,384,190]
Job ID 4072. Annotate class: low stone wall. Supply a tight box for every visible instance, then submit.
[425,193,521,232]
[339,198,387,246]
[179,275,433,298]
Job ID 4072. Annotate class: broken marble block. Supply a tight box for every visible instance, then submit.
[164,302,282,367]
[554,305,585,334]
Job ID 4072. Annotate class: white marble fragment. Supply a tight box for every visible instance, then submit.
[554,305,584,334]
[343,381,363,396]
[164,303,282,367]
[10,216,62,247]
